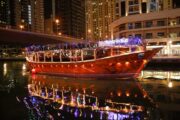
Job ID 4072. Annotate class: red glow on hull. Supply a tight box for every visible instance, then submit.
[27,47,161,78]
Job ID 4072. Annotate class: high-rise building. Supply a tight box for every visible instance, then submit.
[44,0,53,34]
[19,0,44,32]
[85,0,115,41]
[0,0,10,26]
[31,0,44,33]
[0,0,44,32]
[54,0,85,39]
[110,0,180,56]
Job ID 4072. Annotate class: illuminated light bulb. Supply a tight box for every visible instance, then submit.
[105,106,109,110]
[117,92,121,96]
[168,82,173,88]
[143,59,147,64]
[91,64,94,67]
[125,61,129,66]
[83,89,86,93]
[126,92,130,97]
[62,100,64,104]
[134,60,137,63]
[75,64,77,67]
[116,62,121,67]
[31,68,36,74]
[22,64,26,70]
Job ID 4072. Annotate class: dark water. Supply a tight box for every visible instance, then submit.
[0,61,180,120]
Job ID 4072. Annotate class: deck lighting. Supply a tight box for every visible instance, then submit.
[32,68,36,73]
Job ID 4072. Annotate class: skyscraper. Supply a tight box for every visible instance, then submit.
[55,0,85,39]
[85,0,115,41]
[0,0,10,27]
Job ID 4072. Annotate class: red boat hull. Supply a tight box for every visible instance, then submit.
[27,47,161,78]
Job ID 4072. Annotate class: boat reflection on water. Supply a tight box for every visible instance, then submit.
[24,74,158,120]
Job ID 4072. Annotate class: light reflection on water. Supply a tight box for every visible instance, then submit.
[0,61,180,119]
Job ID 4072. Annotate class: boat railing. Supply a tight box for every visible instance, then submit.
[26,46,144,62]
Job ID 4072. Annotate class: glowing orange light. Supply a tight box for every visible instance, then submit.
[125,61,129,66]
[83,89,86,93]
[75,65,77,67]
[68,64,70,67]
[116,62,121,67]
[91,64,94,67]
[134,60,137,63]
[31,68,36,74]
[117,92,121,96]
[126,92,130,97]
[143,95,147,98]
[143,59,147,64]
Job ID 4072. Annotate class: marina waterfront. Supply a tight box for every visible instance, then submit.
[0,61,180,120]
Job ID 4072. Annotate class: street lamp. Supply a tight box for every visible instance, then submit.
[58,32,62,36]
[19,25,24,30]
[55,19,59,34]
[88,29,91,41]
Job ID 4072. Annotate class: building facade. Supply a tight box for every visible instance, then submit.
[55,0,85,39]
[0,0,11,27]
[110,0,180,56]
[0,0,44,33]
[85,0,115,41]
[19,0,44,32]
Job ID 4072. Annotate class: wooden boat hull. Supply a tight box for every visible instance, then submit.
[27,47,161,78]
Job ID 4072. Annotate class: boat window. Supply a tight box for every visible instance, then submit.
[159,42,167,45]
[83,49,94,60]
[96,48,111,58]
